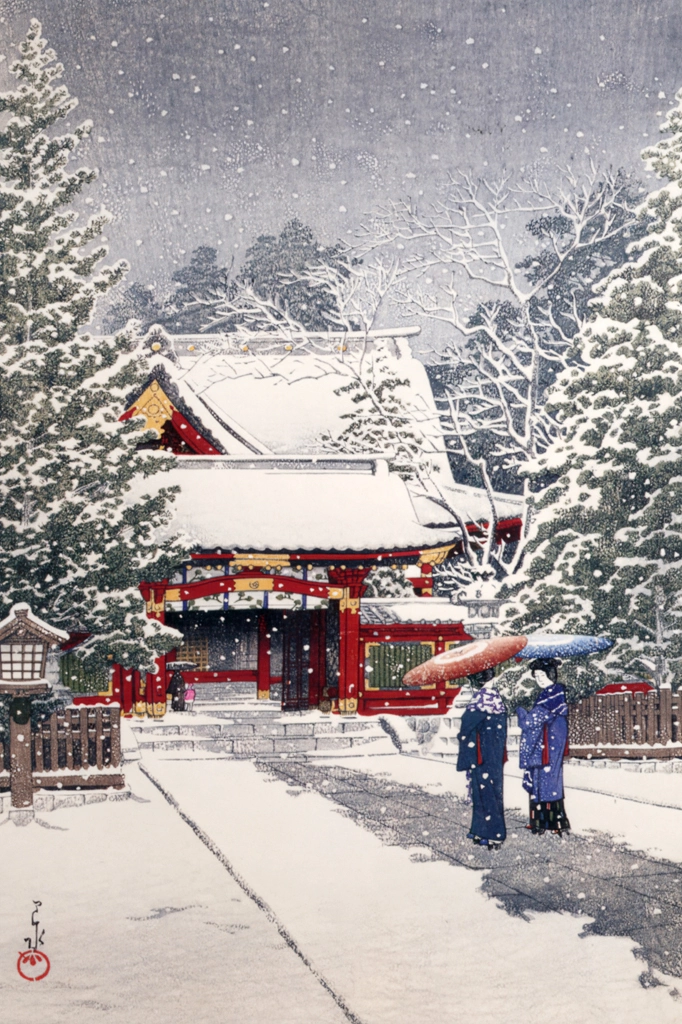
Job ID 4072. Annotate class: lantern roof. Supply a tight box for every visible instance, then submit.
[0,604,70,646]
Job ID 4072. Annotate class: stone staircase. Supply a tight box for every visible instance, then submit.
[193,680,258,704]
[129,699,394,760]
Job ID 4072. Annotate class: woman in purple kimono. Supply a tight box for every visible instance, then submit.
[517,658,570,835]
[457,668,508,849]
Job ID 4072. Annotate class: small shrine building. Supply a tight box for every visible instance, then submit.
[70,327,523,718]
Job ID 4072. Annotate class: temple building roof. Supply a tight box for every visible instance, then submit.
[123,356,269,456]
[131,455,459,553]
[122,328,524,557]
[137,325,449,470]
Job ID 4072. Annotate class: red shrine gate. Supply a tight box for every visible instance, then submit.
[71,548,478,718]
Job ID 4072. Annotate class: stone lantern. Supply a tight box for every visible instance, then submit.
[0,604,69,814]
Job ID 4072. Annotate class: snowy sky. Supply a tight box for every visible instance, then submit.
[0,0,680,294]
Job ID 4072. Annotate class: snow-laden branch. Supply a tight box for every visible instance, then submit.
[357,163,640,596]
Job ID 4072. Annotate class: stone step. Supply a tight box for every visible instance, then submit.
[133,710,392,759]
[132,717,386,740]
[137,729,392,758]
[194,681,262,702]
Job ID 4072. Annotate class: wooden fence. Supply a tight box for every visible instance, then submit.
[568,687,682,759]
[0,706,124,791]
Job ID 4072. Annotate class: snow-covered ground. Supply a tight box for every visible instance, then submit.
[1,763,348,1024]
[4,748,682,1023]
[142,752,682,1024]
[334,750,682,865]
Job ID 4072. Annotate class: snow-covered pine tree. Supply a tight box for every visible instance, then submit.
[0,21,185,673]
[505,89,682,697]
[363,565,414,598]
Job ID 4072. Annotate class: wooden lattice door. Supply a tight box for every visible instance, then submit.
[281,613,311,712]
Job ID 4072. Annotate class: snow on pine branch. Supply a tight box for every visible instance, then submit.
[0,21,188,672]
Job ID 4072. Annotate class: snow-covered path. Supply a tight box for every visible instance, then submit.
[380,751,682,864]
[144,753,682,1024]
[5,748,682,1023]
[1,763,349,1024]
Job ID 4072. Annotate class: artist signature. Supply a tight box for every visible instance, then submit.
[17,901,50,981]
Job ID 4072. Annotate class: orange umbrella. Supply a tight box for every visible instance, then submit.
[403,635,528,688]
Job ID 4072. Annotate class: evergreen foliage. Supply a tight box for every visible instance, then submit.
[102,282,166,336]
[165,246,234,332]
[505,91,682,694]
[363,565,414,599]
[0,21,185,672]
[104,221,347,336]
[104,248,233,335]
[237,219,349,331]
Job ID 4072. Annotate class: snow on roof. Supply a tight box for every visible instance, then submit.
[133,456,459,552]
[411,479,524,528]
[361,598,467,625]
[151,328,447,464]
[0,603,70,642]
[134,351,270,456]
[122,330,525,548]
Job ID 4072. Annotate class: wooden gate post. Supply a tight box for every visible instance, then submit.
[328,568,368,716]
[257,614,271,700]
[9,697,34,809]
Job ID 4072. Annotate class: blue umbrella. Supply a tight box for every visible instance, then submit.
[516,634,613,660]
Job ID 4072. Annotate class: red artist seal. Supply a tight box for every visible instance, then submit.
[17,949,50,981]
[18,900,49,980]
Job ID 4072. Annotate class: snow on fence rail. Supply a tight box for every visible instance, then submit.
[568,687,682,760]
[0,706,124,791]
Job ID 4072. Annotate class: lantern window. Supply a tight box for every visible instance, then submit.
[0,643,44,680]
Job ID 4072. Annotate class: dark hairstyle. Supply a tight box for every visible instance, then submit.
[467,667,496,688]
[529,657,561,684]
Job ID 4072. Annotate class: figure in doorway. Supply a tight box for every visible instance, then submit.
[167,669,186,712]
[517,658,571,836]
[456,668,508,849]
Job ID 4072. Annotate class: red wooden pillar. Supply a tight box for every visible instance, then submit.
[419,563,433,597]
[410,562,433,597]
[119,665,135,716]
[339,595,361,715]
[110,663,123,706]
[147,656,167,717]
[133,670,146,717]
[329,568,368,716]
[139,580,168,624]
[257,613,271,700]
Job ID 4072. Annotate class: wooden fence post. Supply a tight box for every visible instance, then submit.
[65,708,74,770]
[110,709,121,768]
[33,722,44,774]
[95,708,104,770]
[80,707,89,769]
[50,713,58,772]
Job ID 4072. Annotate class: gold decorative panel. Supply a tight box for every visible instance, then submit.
[129,380,175,435]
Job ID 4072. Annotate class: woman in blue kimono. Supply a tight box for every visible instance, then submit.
[456,668,508,849]
[518,658,571,835]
